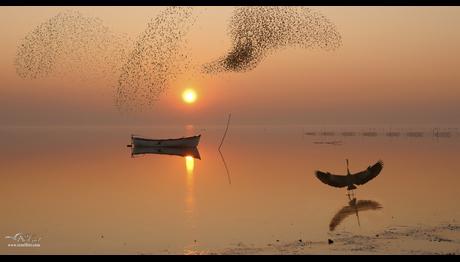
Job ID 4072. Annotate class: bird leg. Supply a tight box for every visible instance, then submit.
[355,207,361,227]
[348,189,355,199]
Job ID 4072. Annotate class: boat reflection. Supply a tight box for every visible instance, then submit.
[131,146,201,160]
[329,197,382,231]
[128,144,200,223]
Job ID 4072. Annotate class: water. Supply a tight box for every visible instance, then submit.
[1,125,459,254]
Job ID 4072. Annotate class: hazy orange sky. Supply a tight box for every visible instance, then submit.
[1,7,459,126]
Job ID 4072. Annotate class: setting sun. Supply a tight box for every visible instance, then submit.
[182,88,197,104]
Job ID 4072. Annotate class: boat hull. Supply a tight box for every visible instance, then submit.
[131,135,201,148]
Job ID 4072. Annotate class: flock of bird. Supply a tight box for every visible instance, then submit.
[116,7,196,112]
[203,6,342,73]
[15,7,342,112]
[15,10,129,81]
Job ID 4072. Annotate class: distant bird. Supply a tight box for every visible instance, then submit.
[315,159,383,191]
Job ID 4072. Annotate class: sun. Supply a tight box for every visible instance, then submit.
[182,88,197,104]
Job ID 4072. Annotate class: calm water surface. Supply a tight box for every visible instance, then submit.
[1,125,459,254]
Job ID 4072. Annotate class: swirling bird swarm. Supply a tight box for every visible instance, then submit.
[203,7,342,73]
[15,7,341,112]
[115,7,196,112]
[15,10,129,80]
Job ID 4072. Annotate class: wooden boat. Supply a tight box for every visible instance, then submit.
[131,146,201,160]
[131,134,201,148]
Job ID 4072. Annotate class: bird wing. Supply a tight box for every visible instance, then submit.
[315,170,348,188]
[355,200,382,211]
[352,160,383,185]
[329,205,355,231]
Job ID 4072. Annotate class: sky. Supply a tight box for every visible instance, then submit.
[0,6,459,127]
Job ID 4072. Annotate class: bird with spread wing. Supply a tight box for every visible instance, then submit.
[315,159,383,194]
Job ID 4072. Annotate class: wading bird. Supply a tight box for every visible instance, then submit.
[315,159,383,196]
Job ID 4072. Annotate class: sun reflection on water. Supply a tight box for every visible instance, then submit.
[185,156,194,175]
[185,155,196,228]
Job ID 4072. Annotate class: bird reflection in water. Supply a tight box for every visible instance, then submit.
[329,197,382,231]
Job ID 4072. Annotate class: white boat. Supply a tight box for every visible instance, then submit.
[131,134,201,148]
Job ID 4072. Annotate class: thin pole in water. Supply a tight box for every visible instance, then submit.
[218,113,232,185]
[219,113,232,151]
